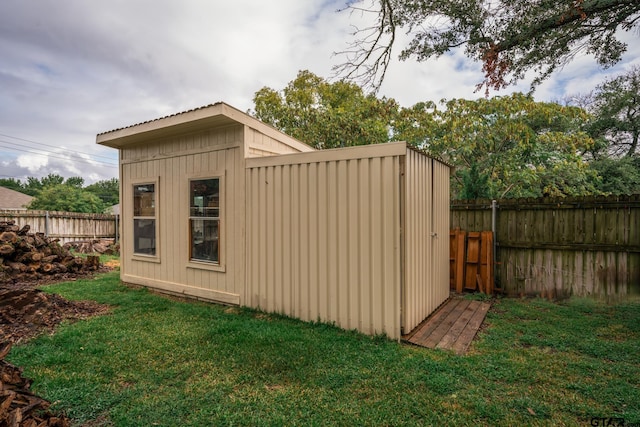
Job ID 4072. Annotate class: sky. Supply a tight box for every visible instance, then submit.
[1,0,639,185]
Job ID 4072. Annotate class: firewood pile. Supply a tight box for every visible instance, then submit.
[0,221,101,283]
[0,343,70,427]
[63,239,118,255]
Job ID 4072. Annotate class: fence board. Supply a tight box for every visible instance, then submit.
[451,195,640,299]
[0,210,117,244]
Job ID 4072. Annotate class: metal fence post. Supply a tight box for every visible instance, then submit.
[491,200,498,287]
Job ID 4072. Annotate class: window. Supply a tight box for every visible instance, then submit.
[190,178,220,263]
[133,183,156,256]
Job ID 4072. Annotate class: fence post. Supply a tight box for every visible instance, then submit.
[491,200,498,287]
[115,214,119,243]
[45,211,49,237]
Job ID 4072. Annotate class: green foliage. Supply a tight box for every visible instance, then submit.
[253,73,611,200]
[252,70,398,148]
[64,176,85,188]
[8,272,640,426]
[28,184,107,213]
[336,0,639,92]
[23,173,66,196]
[395,93,600,199]
[85,178,119,206]
[0,178,26,193]
[459,163,490,199]
[588,156,640,195]
[586,66,640,158]
[4,174,118,212]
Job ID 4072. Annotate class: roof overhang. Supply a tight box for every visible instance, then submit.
[96,102,313,153]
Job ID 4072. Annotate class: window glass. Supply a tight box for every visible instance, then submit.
[190,179,220,263]
[133,184,156,255]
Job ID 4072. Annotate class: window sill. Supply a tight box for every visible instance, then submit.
[132,254,161,263]
[187,260,226,273]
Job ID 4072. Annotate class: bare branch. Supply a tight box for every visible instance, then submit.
[332,0,396,92]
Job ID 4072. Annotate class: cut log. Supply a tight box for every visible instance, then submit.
[17,252,43,264]
[0,343,71,426]
[33,234,47,248]
[6,263,26,273]
[62,257,85,271]
[0,244,14,256]
[40,263,55,273]
[41,255,58,263]
[1,220,104,283]
[0,224,19,233]
[0,232,18,244]
[85,255,100,269]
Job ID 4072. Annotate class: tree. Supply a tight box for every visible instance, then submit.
[394,93,600,199]
[584,66,640,158]
[85,178,119,206]
[335,0,640,92]
[0,178,26,193]
[28,184,106,213]
[64,176,85,188]
[588,156,640,194]
[252,70,399,148]
[22,173,66,196]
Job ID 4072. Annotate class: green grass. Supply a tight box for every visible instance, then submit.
[7,272,640,426]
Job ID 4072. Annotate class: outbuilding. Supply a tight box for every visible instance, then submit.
[97,102,450,339]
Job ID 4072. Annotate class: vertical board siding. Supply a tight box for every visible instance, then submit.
[120,126,245,302]
[246,153,403,339]
[451,195,640,298]
[0,210,116,244]
[245,127,306,157]
[402,150,450,334]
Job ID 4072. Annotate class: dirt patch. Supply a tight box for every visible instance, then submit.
[0,285,111,345]
[0,273,113,426]
[1,253,113,345]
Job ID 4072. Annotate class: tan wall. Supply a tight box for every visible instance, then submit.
[432,159,451,312]
[119,126,245,305]
[245,127,312,158]
[402,150,450,333]
[245,143,407,339]
[120,125,242,163]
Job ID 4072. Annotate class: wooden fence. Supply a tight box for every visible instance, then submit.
[0,210,118,245]
[451,195,640,299]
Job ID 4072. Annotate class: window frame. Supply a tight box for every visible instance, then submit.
[131,177,160,263]
[187,172,225,272]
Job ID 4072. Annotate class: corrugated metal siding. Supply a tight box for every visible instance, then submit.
[402,149,450,333]
[120,127,245,304]
[432,158,451,307]
[245,145,403,339]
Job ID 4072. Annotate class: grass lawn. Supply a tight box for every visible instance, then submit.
[7,271,640,426]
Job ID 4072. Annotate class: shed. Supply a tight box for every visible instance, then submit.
[97,102,450,339]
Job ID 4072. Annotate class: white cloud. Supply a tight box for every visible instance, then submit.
[0,0,638,184]
[16,153,48,173]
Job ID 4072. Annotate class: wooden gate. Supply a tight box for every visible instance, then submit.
[450,229,494,294]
